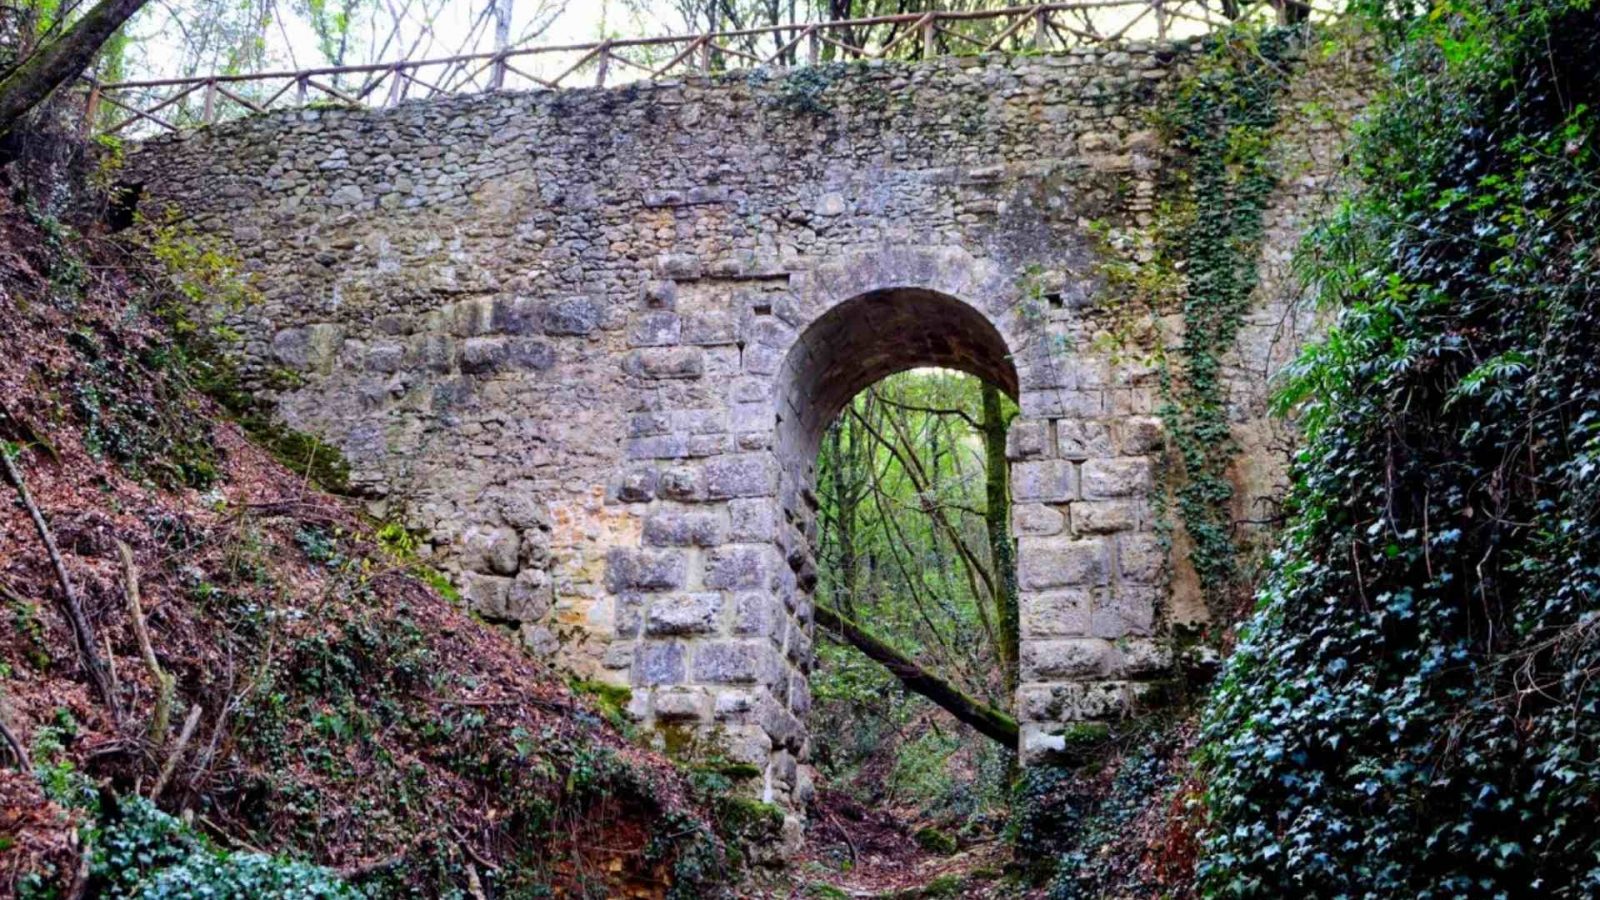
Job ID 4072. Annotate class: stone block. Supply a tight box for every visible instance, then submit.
[1091,585,1157,637]
[658,466,703,501]
[1080,457,1153,499]
[627,435,688,460]
[1116,535,1165,584]
[633,641,686,685]
[458,337,506,374]
[625,348,704,380]
[1119,416,1165,454]
[1117,637,1171,676]
[728,498,777,542]
[616,467,658,503]
[492,295,541,333]
[643,280,678,309]
[1006,419,1050,460]
[1020,589,1093,637]
[1022,389,1103,418]
[730,402,775,433]
[705,453,779,499]
[652,688,708,722]
[504,570,553,622]
[731,591,777,638]
[1056,420,1115,460]
[1019,537,1110,589]
[693,641,770,685]
[541,297,601,335]
[1012,459,1078,503]
[1013,503,1065,536]
[605,548,686,592]
[1072,500,1138,535]
[461,572,511,617]
[629,311,681,347]
[1021,638,1116,679]
[615,592,645,638]
[704,546,777,590]
[364,341,405,373]
[655,253,702,279]
[643,510,727,547]
[683,312,737,345]
[461,525,520,576]
[506,338,555,370]
[647,592,722,635]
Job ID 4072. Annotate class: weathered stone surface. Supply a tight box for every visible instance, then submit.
[1021,638,1117,679]
[1091,585,1157,638]
[705,454,779,499]
[605,548,686,592]
[1116,535,1166,584]
[1072,500,1139,535]
[1013,503,1066,536]
[1080,457,1153,499]
[643,510,727,547]
[1012,459,1078,503]
[647,592,722,635]
[704,546,776,590]
[461,525,520,576]
[633,641,686,685]
[1021,589,1093,637]
[1019,537,1111,589]
[693,641,771,685]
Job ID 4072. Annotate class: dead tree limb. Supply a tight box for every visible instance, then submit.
[118,540,173,745]
[150,702,201,800]
[814,603,1018,748]
[1,449,119,719]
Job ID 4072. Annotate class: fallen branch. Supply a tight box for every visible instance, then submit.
[814,603,1018,747]
[150,703,202,800]
[1,448,119,719]
[117,540,174,746]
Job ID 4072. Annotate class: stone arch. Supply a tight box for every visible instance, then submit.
[772,286,1021,500]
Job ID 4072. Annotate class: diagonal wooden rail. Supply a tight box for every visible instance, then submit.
[83,0,1337,137]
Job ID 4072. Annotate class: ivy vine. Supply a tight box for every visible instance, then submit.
[1154,25,1300,611]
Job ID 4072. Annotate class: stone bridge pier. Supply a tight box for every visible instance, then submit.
[125,39,1363,812]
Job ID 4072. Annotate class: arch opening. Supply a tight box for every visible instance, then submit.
[775,287,1020,496]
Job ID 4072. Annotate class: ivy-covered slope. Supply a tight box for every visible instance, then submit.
[1198,0,1600,895]
[0,181,736,896]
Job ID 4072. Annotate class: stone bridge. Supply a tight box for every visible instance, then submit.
[125,39,1363,814]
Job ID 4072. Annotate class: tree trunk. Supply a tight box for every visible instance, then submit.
[982,382,1020,699]
[815,602,1019,748]
[0,0,150,137]
[827,421,859,618]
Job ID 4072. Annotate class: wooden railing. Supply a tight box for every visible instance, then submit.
[84,0,1336,137]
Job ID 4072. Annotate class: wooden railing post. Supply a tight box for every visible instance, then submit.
[1155,0,1168,39]
[202,79,216,124]
[491,53,507,90]
[296,75,308,105]
[921,14,937,60]
[596,42,611,87]
[699,37,712,73]
[807,27,819,66]
[388,65,405,105]
[1034,7,1050,52]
